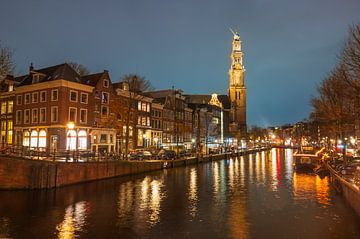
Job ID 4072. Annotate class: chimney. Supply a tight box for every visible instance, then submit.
[29,63,34,73]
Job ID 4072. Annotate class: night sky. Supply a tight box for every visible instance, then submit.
[1,0,360,126]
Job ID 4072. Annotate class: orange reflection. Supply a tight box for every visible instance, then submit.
[188,168,198,218]
[56,201,89,239]
[315,176,330,205]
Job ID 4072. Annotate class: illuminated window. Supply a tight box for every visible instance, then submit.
[30,130,38,148]
[7,101,13,113]
[141,102,146,111]
[38,130,46,148]
[66,130,77,150]
[1,102,6,114]
[7,120,12,144]
[23,131,30,147]
[138,101,141,111]
[78,130,87,150]
[102,92,109,104]
[1,121,6,144]
[146,103,150,112]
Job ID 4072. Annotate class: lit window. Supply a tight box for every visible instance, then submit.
[80,93,88,104]
[51,89,58,101]
[66,130,77,150]
[40,91,47,102]
[0,121,5,144]
[100,134,107,143]
[23,131,30,147]
[78,130,87,150]
[30,130,38,148]
[39,130,46,148]
[1,102,6,114]
[147,103,150,112]
[138,101,141,111]
[7,101,13,114]
[141,102,146,111]
[70,90,78,102]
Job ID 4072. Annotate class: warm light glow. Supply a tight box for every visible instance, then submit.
[67,122,75,129]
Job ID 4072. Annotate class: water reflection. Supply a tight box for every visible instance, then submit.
[188,168,198,218]
[56,201,89,239]
[293,173,330,206]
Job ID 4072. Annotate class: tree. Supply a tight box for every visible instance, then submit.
[67,61,90,76]
[117,74,153,158]
[0,43,14,79]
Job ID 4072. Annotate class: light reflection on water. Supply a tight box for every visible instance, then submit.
[0,149,359,238]
[56,201,89,239]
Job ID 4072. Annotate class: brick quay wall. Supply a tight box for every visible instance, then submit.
[0,148,268,190]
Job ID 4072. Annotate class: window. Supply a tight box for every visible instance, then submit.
[30,130,38,148]
[142,117,146,126]
[23,131,30,147]
[25,94,30,104]
[40,108,46,123]
[78,130,87,150]
[141,102,147,111]
[138,101,141,111]
[7,120,12,144]
[32,108,38,123]
[1,102,6,114]
[147,117,150,126]
[0,121,5,144]
[39,130,46,148]
[103,79,109,88]
[102,92,109,104]
[40,91,47,102]
[17,95,22,105]
[80,93,88,104]
[67,130,77,150]
[70,90,78,102]
[24,109,30,124]
[69,108,77,122]
[80,109,87,124]
[147,103,150,112]
[16,110,22,124]
[32,92,38,103]
[7,101,13,114]
[110,134,113,144]
[100,134,107,143]
[51,107,58,122]
[101,106,108,116]
[51,89,58,101]
[122,126,133,137]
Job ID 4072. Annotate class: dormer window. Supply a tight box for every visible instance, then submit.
[8,84,13,92]
[32,74,40,84]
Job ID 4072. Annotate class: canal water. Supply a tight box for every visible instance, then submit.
[0,149,360,239]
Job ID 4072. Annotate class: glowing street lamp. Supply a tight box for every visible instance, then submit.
[67,122,75,129]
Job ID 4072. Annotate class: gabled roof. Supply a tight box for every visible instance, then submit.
[17,63,82,86]
[184,94,212,105]
[82,72,104,86]
[217,95,231,109]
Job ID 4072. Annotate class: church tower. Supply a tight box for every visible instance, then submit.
[228,30,247,139]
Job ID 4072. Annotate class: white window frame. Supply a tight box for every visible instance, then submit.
[32,92,38,103]
[16,95,22,105]
[32,108,38,123]
[16,110,22,124]
[24,109,30,124]
[80,92,88,104]
[69,90,78,102]
[25,93,30,104]
[40,107,46,123]
[40,91,47,102]
[68,107,77,122]
[79,109,88,124]
[51,106,58,123]
[103,79,109,88]
[51,89,58,101]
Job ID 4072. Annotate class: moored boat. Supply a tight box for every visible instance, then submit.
[293,146,325,171]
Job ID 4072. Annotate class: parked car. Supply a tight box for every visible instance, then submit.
[157,149,176,160]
